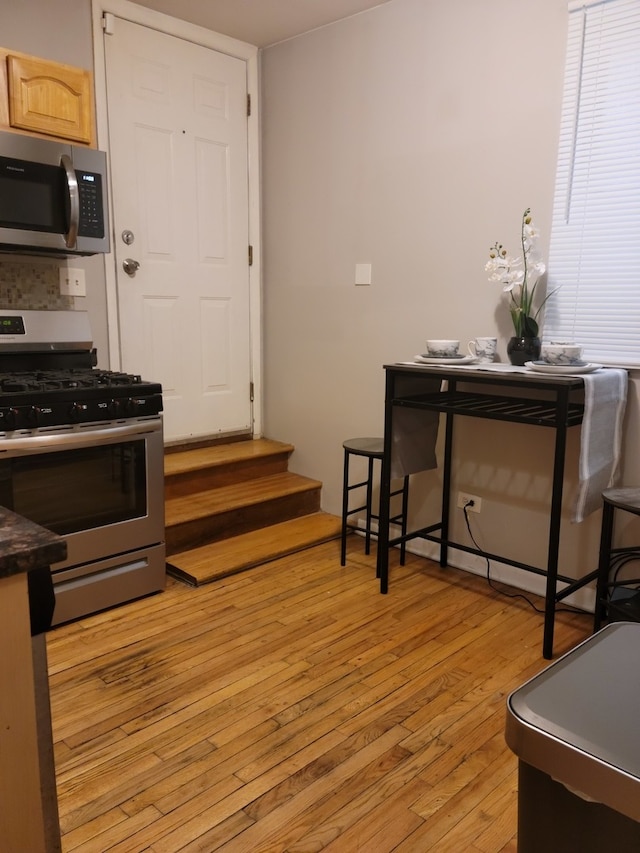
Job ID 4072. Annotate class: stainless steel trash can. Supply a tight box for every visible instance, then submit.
[506,622,640,852]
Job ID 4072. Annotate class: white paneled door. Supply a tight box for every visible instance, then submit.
[104,16,252,442]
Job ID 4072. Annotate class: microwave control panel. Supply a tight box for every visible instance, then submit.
[76,170,105,239]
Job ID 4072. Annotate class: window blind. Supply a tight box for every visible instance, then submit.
[544,0,640,365]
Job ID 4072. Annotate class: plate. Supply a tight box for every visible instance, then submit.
[532,359,588,367]
[525,361,603,375]
[414,354,477,365]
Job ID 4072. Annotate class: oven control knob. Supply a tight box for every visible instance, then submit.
[27,406,42,426]
[95,399,120,419]
[69,402,89,422]
[125,397,141,415]
[0,407,18,430]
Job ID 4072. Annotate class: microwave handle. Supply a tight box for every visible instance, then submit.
[61,154,79,249]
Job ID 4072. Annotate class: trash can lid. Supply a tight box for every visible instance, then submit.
[506,622,640,823]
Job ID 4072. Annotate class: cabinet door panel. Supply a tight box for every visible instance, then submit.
[7,54,93,145]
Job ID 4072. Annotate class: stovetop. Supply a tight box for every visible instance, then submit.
[0,371,163,430]
[0,310,163,431]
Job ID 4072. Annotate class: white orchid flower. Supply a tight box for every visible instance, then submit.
[486,208,555,338]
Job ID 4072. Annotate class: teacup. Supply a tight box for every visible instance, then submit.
[540,341,583,365]
[468,336,497,363]
[425,339,460,357]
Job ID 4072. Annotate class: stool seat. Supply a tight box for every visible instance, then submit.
[595,488,640,631]
[340,436,409,567]
[342,437,384,457]
[602,487,640,513]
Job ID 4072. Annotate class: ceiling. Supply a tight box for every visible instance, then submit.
[131,0,392,48]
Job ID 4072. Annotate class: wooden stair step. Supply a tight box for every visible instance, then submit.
[165,438,294,498]
[165,471,322,555]
[166,512,342,585]
[165,471,321,526]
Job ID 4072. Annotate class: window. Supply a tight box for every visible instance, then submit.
[544,0,640,365]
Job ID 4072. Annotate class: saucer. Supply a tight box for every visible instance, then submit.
[534,359,588,367]
[414,355,477,365]
[525,361,603,375]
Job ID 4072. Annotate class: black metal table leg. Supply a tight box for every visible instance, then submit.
[542,386,570,659]
[594,500,615,631]
[377,370,395,592]
[440,382,455,568]
[340,446,350,566]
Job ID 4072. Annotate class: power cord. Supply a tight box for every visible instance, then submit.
[461,500,583,615]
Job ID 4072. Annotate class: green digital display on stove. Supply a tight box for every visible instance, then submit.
[0,316,25,335]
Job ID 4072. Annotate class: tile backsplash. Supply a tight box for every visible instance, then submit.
[0,260,73,309]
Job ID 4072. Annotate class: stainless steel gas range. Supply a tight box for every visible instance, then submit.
[0,310,165,625]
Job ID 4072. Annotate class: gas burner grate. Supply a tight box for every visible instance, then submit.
[0,369,145,394]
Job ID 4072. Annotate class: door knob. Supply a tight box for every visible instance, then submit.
[123,258,140,276]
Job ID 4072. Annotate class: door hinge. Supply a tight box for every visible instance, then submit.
[247,93,251,117]
[248,245,253,266]
[250,381,254,402]
[102,12,115,34]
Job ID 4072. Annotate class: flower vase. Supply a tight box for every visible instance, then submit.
[507,336,541,366]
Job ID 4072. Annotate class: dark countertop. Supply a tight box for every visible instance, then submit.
[0,508,66,578]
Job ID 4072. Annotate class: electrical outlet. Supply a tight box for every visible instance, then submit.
[457,491,482,513]
[59,267,86,297]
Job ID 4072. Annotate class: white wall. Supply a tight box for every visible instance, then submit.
[0,0,110,364]
[261,0,640,590]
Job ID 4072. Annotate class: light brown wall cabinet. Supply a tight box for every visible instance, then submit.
[0,49,95,147]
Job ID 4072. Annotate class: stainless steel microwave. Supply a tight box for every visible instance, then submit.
[0,130,110,257]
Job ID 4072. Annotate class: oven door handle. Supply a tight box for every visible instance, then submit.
[0,420,161,454]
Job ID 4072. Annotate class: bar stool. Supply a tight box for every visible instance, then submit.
[340,437,409,566]
[594,487,640,631]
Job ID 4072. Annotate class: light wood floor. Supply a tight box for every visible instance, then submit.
[47,540,592,852]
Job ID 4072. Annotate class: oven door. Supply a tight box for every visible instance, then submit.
[0,418,164,570]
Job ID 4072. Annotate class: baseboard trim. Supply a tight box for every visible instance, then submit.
[164,431,252,453]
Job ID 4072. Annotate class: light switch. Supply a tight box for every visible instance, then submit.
[355,263,372,286]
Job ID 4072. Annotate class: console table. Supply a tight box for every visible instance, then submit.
[377,362,603,659]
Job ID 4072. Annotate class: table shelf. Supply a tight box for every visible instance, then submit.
[395,390,584,427]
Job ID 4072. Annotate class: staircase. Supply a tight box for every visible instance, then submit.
[164,438,342,585]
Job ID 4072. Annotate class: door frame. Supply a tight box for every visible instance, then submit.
[90,0,263,438]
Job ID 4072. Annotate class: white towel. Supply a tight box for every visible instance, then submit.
[390,376,441,479]
[573,368,628,523]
